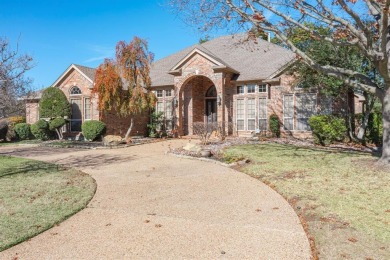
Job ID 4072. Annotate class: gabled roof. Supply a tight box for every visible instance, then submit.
[150,34,295,86]
[52,64,95,87]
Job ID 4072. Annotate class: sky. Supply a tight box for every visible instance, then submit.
[0,0,221,90]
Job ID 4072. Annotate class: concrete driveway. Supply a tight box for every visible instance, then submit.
[0,140,311,259]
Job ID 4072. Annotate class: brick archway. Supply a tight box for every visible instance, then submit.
[177,75,215,135]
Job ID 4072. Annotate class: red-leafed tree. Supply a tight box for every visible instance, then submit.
[93,37,156,140]
[169,0,390,165]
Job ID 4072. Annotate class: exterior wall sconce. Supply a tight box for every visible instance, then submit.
[217,94,222,106]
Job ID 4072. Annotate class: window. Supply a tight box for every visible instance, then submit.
[247,85,256,93]
[70,86,82,95]
[165,89,172,97]
[283,95,294,130]
[296,94,317,130]
[259,98,267,130]
[236,99,245,130]
[247,98,256,130]
[156,101,164,113]
[319,96,333,115]
[84,98,91,120]
[237,86,245,94]
[70,99,82,132]
[259,84,267,93]
[156,90,163,98]
[165,101,173,130]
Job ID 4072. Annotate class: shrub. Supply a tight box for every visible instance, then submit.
[147,112,164,138]
[192,122,218,145]
[82,120,106,141]
[0,119,9,141]
[31,119,51,140]
[39,87,71,118]
[367,112,383,145]
[269,114,281,138]
[14,123,31,140]
[308,115,347,145]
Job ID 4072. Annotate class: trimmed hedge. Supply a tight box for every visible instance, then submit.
[269,114,281,138]
[49,118,66,131]
[14,123,31,140]
[81,120,106,141]
[308,115,347,145]
[31,119,51,140]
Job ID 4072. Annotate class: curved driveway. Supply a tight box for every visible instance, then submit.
[0,140,311,259]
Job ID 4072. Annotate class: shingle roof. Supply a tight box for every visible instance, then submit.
[50,34,295,89]
[23,88,46,100]
[150,34,295,86]
[74,64,96,82]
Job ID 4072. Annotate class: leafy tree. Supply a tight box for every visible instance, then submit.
[276,24,380,143]
[0,38,34,118]
[170,0,390,165]
[93,36,156,140]
[39,87,71,140]
[39,87,71,139]
[39,87,71,118]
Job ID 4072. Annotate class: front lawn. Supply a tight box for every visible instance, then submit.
[0,156,96,251]
[224,144,390,259]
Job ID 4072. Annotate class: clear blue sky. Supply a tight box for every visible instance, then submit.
[1,0,221,89]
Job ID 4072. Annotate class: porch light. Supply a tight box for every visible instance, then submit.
[217,95,222,106]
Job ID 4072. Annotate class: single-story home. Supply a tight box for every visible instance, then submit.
[25,34,363,138]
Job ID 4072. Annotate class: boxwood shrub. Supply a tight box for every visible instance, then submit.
[31,119,51,140]
[82,120,106,141]
[14,123,32,140]
[0,119,9,141]
[308,115,347,145]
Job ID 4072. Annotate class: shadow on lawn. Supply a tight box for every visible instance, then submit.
[0,160,63,178]
[0,146,83,157]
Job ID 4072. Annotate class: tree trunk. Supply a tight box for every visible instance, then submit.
[124,117,134,141]
[379,90,390,165]
[356,92,376,142]
[55,128,63,140]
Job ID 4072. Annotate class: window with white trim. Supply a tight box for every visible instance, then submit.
[258,98,267,130]
[84,98,91,120]
[165,101,173,130]
[70,86,82,95]
[237,86,245,94]
[296,94,317,130]
[283,95,294,130]
[156,101,164,113]
[165,89,172,97]
[236,99,245,130]
[247,98,256,130]
[156,90,163,98]
[259,84,267,93]
[247,85,256,94]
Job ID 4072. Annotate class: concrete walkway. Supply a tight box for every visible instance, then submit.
[0,140,311,259]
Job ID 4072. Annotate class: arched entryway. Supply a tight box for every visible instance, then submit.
[179,75,216,135]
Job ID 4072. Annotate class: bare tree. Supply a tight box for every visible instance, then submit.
[169,0,390,165]
[0,37,34,118]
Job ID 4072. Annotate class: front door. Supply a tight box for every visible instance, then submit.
[70,99,82,132]
[206,99,217,124]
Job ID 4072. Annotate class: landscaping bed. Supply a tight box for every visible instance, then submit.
[0,156,96,251]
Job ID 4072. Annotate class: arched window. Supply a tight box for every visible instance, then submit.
[70,86,82,95]
[205,86,217,97]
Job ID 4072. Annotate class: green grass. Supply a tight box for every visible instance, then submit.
[0,156,96,251]
[0,140,43,146]
[224,144,390,259]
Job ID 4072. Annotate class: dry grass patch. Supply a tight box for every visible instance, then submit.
[224,144,390,259]
[0,156,96,251]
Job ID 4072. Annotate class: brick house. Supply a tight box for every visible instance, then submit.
[26,34,362,138]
